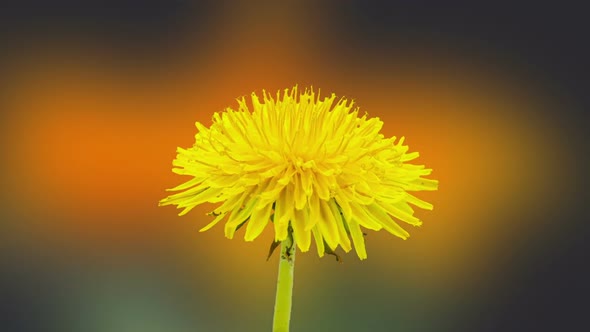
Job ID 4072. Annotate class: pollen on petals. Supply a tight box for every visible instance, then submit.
[160,86,438,260]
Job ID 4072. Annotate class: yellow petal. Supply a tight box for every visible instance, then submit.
[406,193,435,210]
[305,194,321,231]
[318,199,340,250]
[328,199,351,252]
[366,203,409,239]
[311,226,325,257]
[245,201,273,241]
[225,197,259,239]
[293,174,307,210]
[300,169,314,196]
[292,208,311,252]
[334,191,352,221]
[313,173,331,201]
[348,219,367,260]
[177,187,224,208]
[349,202,382,231]
[378,201,421,226]
[274,188,293,241]
[161,183,208,204]
[211,190,246,215]
[206,174,242,188]
[199,212,227,232]
[165,178,201,192]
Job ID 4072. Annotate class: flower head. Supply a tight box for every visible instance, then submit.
[160,86,438,259]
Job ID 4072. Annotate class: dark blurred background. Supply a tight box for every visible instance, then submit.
[1,1,588,331]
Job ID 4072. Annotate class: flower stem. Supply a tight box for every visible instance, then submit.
[272,237,296,332]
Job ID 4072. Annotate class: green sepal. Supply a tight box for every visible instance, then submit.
[323,242,343,263]
[267,240,281,261]
[235,217,250,232]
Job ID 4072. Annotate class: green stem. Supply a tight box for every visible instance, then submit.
[272,237,296,332]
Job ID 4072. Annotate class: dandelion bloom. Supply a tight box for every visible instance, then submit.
[160,87,438,259]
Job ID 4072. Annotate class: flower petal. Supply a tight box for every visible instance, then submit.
[245,201,273,241]
[199,212,227,232]
[293,174,307,210]
[311,226,325,257]
[378,200,422,226]
[305,194,321,231]
[406,193,435,210]
[318,199,340,250]
[349,202,382,231]
[292,208,311,252]
[225,197,259,239]
[313,173,331,201]
[328,199,352,252]
[366,203,409,239]
[348,219,367,260]
[274,188,293,241]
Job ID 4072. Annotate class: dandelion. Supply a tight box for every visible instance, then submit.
[160,86,438,331]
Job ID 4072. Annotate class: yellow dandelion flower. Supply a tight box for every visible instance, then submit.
[160,86,438,260]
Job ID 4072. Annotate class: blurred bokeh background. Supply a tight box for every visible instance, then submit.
[1,1,588,331]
